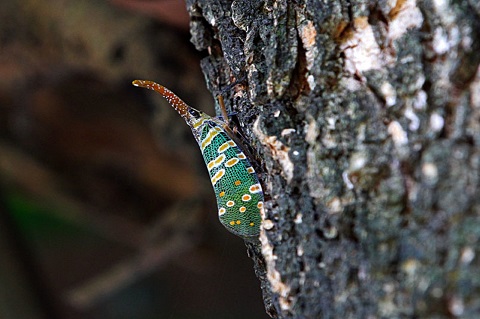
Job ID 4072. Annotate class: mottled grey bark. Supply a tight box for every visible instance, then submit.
[187,0,480,318]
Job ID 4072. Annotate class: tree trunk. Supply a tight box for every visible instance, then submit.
[187,0,480,318]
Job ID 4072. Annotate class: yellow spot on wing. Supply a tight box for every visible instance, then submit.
[247,167,255,173]
[219,207,226,215]
[239,206,246,212]
[219,191,225,197]
[249,222,255,226]
[238,152,246,159]
[229,221,235,226]
[242,194,251,201]
[201,129,219,149]
[225,158,239,167]
[192,117,206,128]
[249,183,262,193]
[226,200,235,207]
[236,220,241,225]
[218,141,231,153]
[211,169,225,186]
[216,154,225,163]
[206,153,226,171]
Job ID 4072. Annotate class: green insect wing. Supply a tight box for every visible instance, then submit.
[132,80,264,238]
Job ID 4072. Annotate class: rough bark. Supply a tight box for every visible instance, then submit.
[187,0,480,318]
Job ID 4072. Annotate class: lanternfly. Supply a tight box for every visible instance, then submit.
[132,80,264,239]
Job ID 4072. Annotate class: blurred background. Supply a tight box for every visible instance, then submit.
[0,0,266,318]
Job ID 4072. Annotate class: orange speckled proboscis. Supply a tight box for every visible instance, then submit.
[132,80,190,120]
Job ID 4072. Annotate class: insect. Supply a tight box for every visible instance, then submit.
[132,80,264,239]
